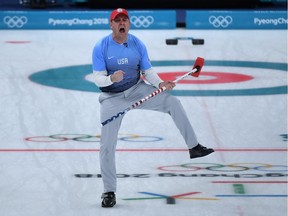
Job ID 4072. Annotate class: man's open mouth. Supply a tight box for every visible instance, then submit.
[119,27,125,33]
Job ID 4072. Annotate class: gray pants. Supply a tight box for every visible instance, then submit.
[99,80,198,193]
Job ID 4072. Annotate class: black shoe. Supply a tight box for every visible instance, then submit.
[189,144,214,159]
[101,192,116,208]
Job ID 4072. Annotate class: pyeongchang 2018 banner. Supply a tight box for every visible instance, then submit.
[186,10,287,29]
[0,10,176,30]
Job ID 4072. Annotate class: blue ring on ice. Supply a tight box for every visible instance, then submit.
[29,60,287,96]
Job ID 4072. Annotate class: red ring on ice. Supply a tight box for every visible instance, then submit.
[158,71,253,84]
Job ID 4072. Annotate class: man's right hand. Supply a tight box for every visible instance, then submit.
[110,70,125,83]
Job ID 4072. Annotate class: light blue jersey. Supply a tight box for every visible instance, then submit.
[92,33,152,92]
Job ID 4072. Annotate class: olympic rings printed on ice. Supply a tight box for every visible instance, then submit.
[158,163,288,172]
[208,16,233,28]
[3,16,28,28]
[25,133,163,143]
[130,16,154,28]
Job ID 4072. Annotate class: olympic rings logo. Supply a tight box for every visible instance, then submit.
[24,133,163,143]
[208,16,233,28]
[3,16,28,28]
[158,163,288,172]
[130,16,154,28]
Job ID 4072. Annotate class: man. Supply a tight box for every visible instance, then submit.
[92,8,214,208]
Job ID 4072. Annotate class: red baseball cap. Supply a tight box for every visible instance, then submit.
[110,8,129,21]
